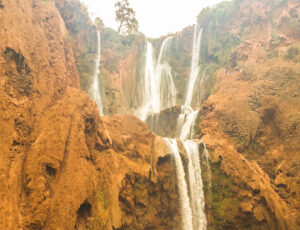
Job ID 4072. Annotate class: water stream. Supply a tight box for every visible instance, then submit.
[90,31,104,116]
[156,37,177,109]
[165,25,207,230]
[137,24,208,230]
[137,37,176,121]
[183,140,207,230]
[138,41,159,121]
[180,109,199,140]
[185,25,203,107]
[165,138,194,230]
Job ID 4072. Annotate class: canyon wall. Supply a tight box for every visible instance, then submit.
[100,28,145,115]
[0,0,299,229]
[99,0,300,229]
[195,0,300,229]
[0,0,180,229]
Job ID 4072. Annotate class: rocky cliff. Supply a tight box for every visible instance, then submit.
[99,28,145,116]
[0,0,180,229]
[99,0,300,229]
[1,0,300,229]
[195,0,300,229]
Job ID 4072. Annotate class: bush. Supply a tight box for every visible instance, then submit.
[259,96,280,125]
[197,1,241,67]
[285,46,300,62]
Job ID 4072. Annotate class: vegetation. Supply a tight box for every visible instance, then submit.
[76,52,96,91]
[197,1,241,67]
[115,0,139,34]
[101,27,143,72]
[3,48,32,96]
[95,17,104,30]
[94,189,109,228]
[168,38,191,102]
[200,147,241,229]
[285,46,300,62]
[272,30,280,44]
[55,0,98,92]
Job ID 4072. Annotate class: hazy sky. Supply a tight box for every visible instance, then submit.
[82,0,225,38]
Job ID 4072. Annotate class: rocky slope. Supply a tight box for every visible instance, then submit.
[1,0,300,229]
[99,0,300,229]
[0,0,181,229]
[195,0,300,229]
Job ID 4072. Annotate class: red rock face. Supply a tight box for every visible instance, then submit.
[1,0,300,229]
[195,0,300,229]
[0,1,180,229]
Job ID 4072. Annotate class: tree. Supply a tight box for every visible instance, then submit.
[115,0,139,34]
[80,2,89,17]
[95,17,104,30]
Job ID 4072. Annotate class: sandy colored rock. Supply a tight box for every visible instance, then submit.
[0,0,180,229]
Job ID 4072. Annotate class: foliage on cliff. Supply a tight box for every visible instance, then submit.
[54,0,98,92]
[196,0,300,229]
[100,28,145,115]
[101,28,143,73]
[0,1,182,229]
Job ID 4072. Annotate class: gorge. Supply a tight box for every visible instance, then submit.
[0,0,300,229]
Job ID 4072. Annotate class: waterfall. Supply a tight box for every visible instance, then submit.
[164,138,194,230]
[185,25,203,107]
[90,31,104,116]
[167,24,207,230]
[164,137,207,230]
[177,106,193,131]
[180,109,199,140]
[155,36,176,110]
[159,62,177,109]
[138,42,159,121]
[183,141,207,230]
[200,140,212,191]
[137,37,176,121]
[156,37,176,109]
[136,24,208,230]
[157,37,172,70]
[196,65,211,108]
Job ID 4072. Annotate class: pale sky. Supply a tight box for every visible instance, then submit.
[82,0,225,38]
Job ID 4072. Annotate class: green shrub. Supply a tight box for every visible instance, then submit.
[197,1,241,67]
[272,31,280,44]
[285,46,300,62]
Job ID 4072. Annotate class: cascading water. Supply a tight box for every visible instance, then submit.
[137,24,208,230]
[156,37,176,109]
[137,37,176,121]
[164,24,207,230]
[164,135,207,230]
[196,65,211,108]
[200,140,212,191]
[176,106,193,136]
[159,62,176,109]
[180,109,199,140]
[164,138,194,230]
[138,42,159,121]
[90,31,104,116]
[183,140,207,230]
[185,25,203,107]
